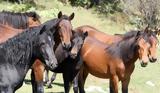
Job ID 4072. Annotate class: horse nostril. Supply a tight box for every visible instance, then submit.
[50,63,58,69]
[70,53,77,58]
[149,58,157,63]
[152,58,157,62]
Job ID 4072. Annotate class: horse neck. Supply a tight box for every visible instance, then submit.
[111,37,139,64]
[42,19,61,50]
[14,27,42,70]
[55,44,69,63]
[121,37,139,63]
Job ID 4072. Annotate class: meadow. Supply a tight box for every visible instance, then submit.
[0,0,160,93]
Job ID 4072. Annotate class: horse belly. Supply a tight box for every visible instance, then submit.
[82,48,110,78]
[0,64,22,89]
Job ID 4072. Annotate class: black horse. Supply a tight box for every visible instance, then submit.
[0,25,57,93]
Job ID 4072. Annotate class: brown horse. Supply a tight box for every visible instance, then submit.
[0,24,23,43]
[75,25,158,62]
[72,30,152,93]
[0,11,41,28]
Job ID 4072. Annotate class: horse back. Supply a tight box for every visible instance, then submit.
[0,24,23,43]
[75,25,122,44]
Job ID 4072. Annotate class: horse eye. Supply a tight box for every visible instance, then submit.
[39,42,45,46]
[48,36,52,41]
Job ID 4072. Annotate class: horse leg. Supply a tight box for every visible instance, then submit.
[47,72,57,88]
[78,66,89,93]
[63,73,71,93]
[110,75,119,93]
[121,77,130,93]
[31,69,44,93]
[109,79,113,93]
[44,68,49,85]
[31,60,45,93]
[73,73,79,93]
[31,69,37,93]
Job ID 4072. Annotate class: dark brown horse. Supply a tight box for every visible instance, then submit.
[43,31,88,93]
[31,11,75,93]
[0,11,41,28]
[73,30,155,93]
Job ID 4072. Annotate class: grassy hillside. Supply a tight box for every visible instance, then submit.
[0,0,160,93]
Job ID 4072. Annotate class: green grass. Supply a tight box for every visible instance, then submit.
[0,0,160,93]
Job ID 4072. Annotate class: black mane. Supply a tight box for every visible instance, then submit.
[0,11,40,29]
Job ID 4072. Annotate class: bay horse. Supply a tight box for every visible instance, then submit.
[0,25,57,93]
[73,30,153,93]
[0,11,41,28]
[75,25,158,62]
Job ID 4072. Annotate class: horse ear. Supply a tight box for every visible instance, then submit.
[144,25,150,33]
[154,26,160,35]
[155,30,160,35]
[135,31,142,41]
[40,26,46,34]
[58,11,62,19]
[69,12,75,21]
[136,31,141,37]
[29,12,39,21]
[83,31,88,39]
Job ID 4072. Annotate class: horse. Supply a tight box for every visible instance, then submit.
[31,11,75,93]
[38,31,88,93]
[72,30,154,93]
[0,25,57,93]
[46,25,158,90]
[75,25,158,62]
[0,11,41,29]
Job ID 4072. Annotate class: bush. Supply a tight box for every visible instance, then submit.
[70,0,89,7]
[95,0,122,15]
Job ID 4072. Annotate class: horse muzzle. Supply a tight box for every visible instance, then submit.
[62,42,71,50]
[149,57,157,63]
[45,60,58,70]
[70,53,77,59]
[140,61,148,67]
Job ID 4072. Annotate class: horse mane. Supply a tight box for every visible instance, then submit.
[0,11,40,29]
[121,30,141,40]
[105,30,150,62]
[0,26,42,65]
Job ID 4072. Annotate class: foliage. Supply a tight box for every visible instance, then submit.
[95,0,122,15]
[69,0,89,7]
[122,0,160,29]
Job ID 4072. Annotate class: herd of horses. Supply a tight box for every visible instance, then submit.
[0,10,159,93]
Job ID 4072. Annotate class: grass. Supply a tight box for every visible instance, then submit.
[0,0,160,93]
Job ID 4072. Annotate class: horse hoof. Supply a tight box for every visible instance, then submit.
[47,84,52,88]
